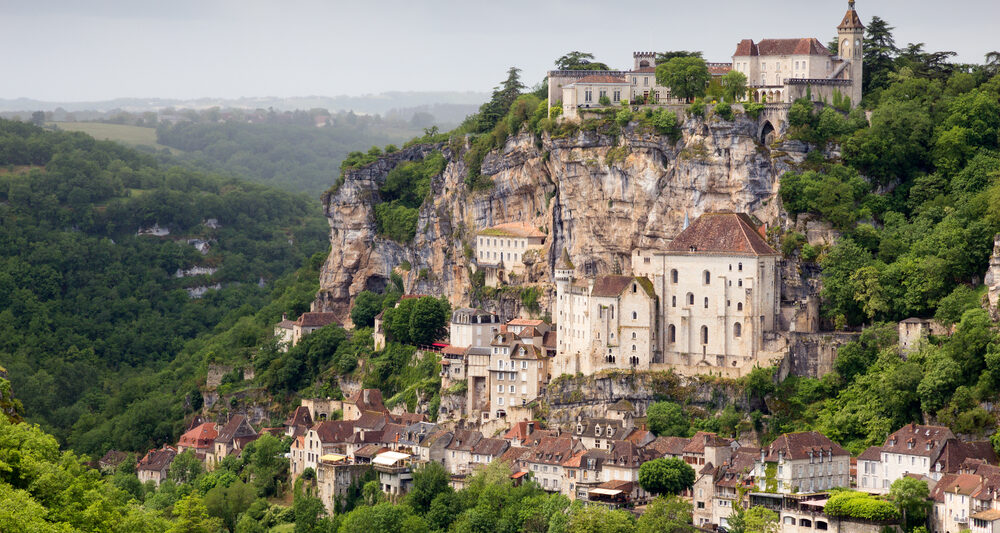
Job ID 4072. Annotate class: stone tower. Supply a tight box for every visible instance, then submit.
[633,51,656,70]
[837,0,865,105]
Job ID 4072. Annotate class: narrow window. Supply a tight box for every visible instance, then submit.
[704,270,711,284]
[734,322,742,338]
[668,325,676,343]
[737,302,743,311]
[631,311,637,320]
[687,293,694,306]
[701,326,708,344]
[671,269,678,283]
[672,296,676,307]
[704,297,709,309]
[738,262,743,271]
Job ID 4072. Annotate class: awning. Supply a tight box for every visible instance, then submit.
[589,488,624,496]
[801,499,829,507]
[511,471,528,479]
[319,454,347,463]
[372,451,410,466]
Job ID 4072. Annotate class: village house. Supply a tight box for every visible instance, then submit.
[449,307,500,349]
[373,451,415,499]
[475,222,546,287]
[342,389,388,421]
[137,445,177,486]
[444,429,484,475]
[299,397,342,422]
[285,405,313,438]
[864,423,998,494]
[177,422,218,460]
[487,332,550,420]
[932,473,986,533]
[754,431,851,494]
[292,420,355,479]
[316,455,372,515]
[291,312,339,346]
[647,435,693,459]
[471,437,510,468]
[710,448,760,527]
[417,429,454,467]
[563,448,608,500]
[524,436,583,494]
[98,450,128,473]
[572,417,633,451]
[274,314,295,350]
[599,440,654,502]
[209,415,257,469]
[683,432,737,468]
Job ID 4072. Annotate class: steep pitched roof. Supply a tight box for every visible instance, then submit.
[354,410,389,431]
[666,213,777,256]
[472,437,510,457]
[858,446,884,461]
[647,436,691,457]
[504,421,541,443]
[542,331,557,349]
[285,406,313,428]
[296,312,339,328]
[391,412,427,425]
[138,446,176,472]
[938,440,999,473]
[573,418,627,440]
[527,436,579,465]
[883,423,955,459]
[932,473,983,501]
[735,39,759,57]
[683,432,732,454]
[498,446,531,465]
[763,431,849,461]
[838,4,865,30]
[447,429,484,452]
[178,423,218,449]
[590,275,656,298]
[754,38,831,57]
[215,415,257,444]
[347,389,388,414]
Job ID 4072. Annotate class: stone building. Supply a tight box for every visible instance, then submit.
[475,222,546,287]
[754,431,851,494]
[449,307,500,349]
[291,312,339,346]
[553,273,658,376]
[487,332,551,420]
[632,212,781,375]
[137,445,176,486]
[732,1,864,105]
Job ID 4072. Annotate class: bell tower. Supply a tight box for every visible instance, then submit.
[837,0,865,105]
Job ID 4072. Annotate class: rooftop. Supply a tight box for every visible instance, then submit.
[666,213,777,256]
[477,222,546,239]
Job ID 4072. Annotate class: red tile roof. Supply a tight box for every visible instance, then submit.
[347,389,388,414]
[285,406,313,428]
[648,436,691,456]
[138,446,176,472]
[178,423,218,449]
[734,38,831,57]
[666,213,777,256]
[883,423,955,458]
[858,446,883,461]
[312,420,355,443]
[763,431,849,461]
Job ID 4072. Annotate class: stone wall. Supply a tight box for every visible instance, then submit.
[779,332,860,379]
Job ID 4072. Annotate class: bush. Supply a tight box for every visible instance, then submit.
[615,109,633,127]
[714,102,734,121]
[689,98,706,118]
[824,492,899,521]
[599,94,612,106]
[744,102,765,119]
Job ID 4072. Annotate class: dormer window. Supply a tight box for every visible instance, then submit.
[608,427,615,437]
[577,424,583,434]
[595,425,603,437]
[908,441,914,450]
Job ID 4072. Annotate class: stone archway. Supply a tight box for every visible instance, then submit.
[759,120,776,145]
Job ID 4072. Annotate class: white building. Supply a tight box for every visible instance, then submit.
[449,308,500,349]
[754,432,851,494]
[475,222,546,287]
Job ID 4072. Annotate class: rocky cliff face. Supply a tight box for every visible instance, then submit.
[315,114,806,323]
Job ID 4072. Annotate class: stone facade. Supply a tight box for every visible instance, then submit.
[475,223,545,287]
[449,307,500,349]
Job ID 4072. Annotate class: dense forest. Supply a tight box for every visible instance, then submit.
[0,118,330,454]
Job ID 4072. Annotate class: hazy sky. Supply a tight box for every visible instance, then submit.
[2,0,997,102]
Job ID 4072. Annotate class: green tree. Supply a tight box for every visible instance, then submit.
[863,16,899,95]
[409,296,450,346]
[565,503,636,533]
[351,291,384,328]
[636,495,694,533]
[168,494,224,533]
[477,67,526,133]
[406,461,451,515]
[744,506,779,533]
[169,449,204,485]
[555,52,610,71]
[656,57,710,103]
[638,458,695,496]
[721,71,748,102]
[890,473,930,531]
[646,401,690,437]
[294,489,327,533]
[205,479,257,532]
[245,433,287,497]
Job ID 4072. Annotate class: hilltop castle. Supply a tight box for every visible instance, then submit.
[550,1,864,119]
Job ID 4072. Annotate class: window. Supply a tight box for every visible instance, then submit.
[632,344,636,351]
[671,269,678,283]
[610,306,614,319]
[734,322,742,337]
[644,77,649,86]
[613,90,621,101]
[632,332,637,339]
[632,77,637,85]
[668,325,676,343]
[704,270,711,284]
[599,90,607,101]
[738,279,743,287]
[521,372,527,382]
[632,311,637,320]
[737,302,743,311]
[687,293,694,306]
[701,326,708,344]
[498,397,504,405]
[584,90,592,102]
[498,385,503,393]
[509,385,515,393]
[704,297,709,309]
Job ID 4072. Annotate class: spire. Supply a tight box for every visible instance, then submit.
[838,0,864,30]
[848,0,855,10]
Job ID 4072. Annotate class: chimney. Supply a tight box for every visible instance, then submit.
[364,389,370,404]
[282,312,288,321]
[761,449,766,462]
[527,421,535,434]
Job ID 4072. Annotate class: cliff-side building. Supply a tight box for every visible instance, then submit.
[475,223,546,287]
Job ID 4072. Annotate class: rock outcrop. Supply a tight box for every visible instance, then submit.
[315,113,805,324]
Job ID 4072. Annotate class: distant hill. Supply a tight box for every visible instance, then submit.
[0,91,488,116]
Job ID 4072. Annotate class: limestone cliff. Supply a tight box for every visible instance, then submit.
[314,114,807,324]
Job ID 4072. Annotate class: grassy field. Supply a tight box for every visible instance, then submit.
[50,122,180,153]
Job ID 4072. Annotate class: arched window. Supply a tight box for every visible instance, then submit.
[632,332,637,339]
[632,283,637,293]
[738,279,743,287]
[704,270,711,284]
[671,269,678,283]
[672,296,676,308]
[668,325,676,343]
[630,355,639,366]
[737,302,744,312]
[631,311,637,320]
[738,262,743,271]
[734,322,742,338]
[632,344,636,351]
[701,326,708,344]
[687,293,694,306]
[704,297,709,309]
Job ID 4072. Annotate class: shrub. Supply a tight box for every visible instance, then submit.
[688,98,706,118]
[714,102,734,121]
[650,109,681,139]
[615,109,633,127]
[824,491,899,521]
[744,102,765,119]
[599,94,612,106]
